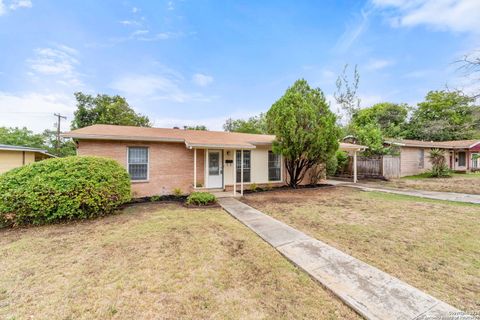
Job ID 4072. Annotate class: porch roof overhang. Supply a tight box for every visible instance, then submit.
[185,142,256,149]
[339,142,368,151]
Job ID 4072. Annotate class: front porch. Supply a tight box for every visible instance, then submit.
[189,142,367,197]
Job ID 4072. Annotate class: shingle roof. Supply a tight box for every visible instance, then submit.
[62,124,368,151]
[62,124,275,149]
[0,144,55,157]
[384,138,480,149]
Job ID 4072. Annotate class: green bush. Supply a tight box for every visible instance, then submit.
[335,150,349,174]
[172,187,183,196]
[186,192,217,206]
[326,154,338,176]
[428,164,452,178]
[0,156,131,227]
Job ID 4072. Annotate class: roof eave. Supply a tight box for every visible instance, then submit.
[61,134,185,143]
[185,142,256,149]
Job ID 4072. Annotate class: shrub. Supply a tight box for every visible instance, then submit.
[249,183,258,192]
[428,149,452,178]
[172,188,183,196]
[335,150,349,174]
[326,155,338,176]
[0,156,131,227]
[428,164,452,178]
[186,192,217,206]
[150,195,161,202]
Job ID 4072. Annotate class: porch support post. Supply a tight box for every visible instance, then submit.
[193,148,197,190]
[205,148,208,188]
[233,149,237,197]
[353,150,358,183]
[241,149,244,196]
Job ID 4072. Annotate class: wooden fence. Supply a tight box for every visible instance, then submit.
[344,155,400,179]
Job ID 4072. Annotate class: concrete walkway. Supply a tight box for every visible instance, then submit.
[327,179,480,204]
[219,198,472,320]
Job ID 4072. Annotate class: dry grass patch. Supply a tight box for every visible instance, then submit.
[0,202,358,320]
[242,187,480,312]
[368,172,480,194]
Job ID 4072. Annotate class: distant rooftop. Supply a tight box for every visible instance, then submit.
[0,144,55,157]
[384,139,480,149]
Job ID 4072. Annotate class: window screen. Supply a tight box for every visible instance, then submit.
[268,151,281,181]
[128,147,148,180]
[236,150,251,182]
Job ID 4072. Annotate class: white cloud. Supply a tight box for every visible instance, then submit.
[365,58,395,71]
[132,31,182,41]
[192,73,213,87]
[119,20,140,26]
[167,1,174,11]
[153,116,227,131]
[9,0,31,10]
[372,0,480,34]
[111,73,213,103]
[0,0,32,15]
[0,92,75,132]
[335,6,375,52]
[132,7,139,13]
[27,45,83,87]
[0,1,6,15]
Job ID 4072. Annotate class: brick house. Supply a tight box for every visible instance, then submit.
[384,139,480,176]
[63,124,365,197]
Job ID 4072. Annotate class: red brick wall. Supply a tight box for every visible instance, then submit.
[77,140,204,197]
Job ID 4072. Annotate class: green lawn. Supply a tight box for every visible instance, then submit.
[242,187,480,312]
[0,202,358,320]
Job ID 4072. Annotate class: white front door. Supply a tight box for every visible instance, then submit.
[207,150,223,188]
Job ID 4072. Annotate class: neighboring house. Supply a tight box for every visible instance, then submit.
[63,124,365,197]
[384,139,480,176]
[0,144,55,174]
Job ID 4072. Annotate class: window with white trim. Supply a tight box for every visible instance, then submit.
[128,147,148,180]
[268,151,281,181]
[236,150,251,182]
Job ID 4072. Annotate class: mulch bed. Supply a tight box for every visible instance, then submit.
[129,195,188,204]
[242,183,334,194]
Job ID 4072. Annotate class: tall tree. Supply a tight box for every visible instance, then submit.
[42,130,77,157]
[457,51,480,100]
[0,127,45,148]
[267,79,340,188]
[0,127,76,157]
[334,64,360,123]
[185,125,208,130]
[71,92,151,129]
[352,102,409,138]
[223,113,267,134]
[406,90,479,141]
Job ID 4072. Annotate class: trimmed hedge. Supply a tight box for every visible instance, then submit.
[186,192,217,206]
[0,156,131,227]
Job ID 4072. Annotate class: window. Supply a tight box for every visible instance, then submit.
[128,147,148,180]
[209,152,220,175]
[236,150,251,182]
[268,151,281,181]
[418,149,424,169]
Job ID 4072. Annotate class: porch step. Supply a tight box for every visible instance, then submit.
[194,188,224,193]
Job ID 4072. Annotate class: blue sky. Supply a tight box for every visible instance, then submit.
[0,0,479,132]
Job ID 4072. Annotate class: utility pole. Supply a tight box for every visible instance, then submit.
[54,113,67,154]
